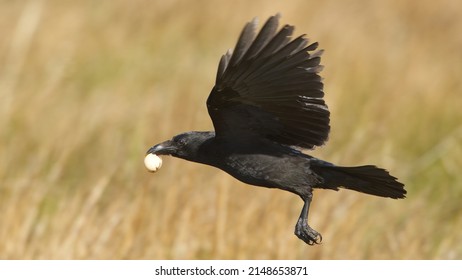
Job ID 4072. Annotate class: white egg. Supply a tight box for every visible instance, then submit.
[144,153,162,172]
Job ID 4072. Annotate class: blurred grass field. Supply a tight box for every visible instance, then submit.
[1,0,461,259]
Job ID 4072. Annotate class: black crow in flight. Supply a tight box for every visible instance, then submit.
[146,14,406,245]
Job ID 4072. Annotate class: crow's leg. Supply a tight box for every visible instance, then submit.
[294,192,322,245]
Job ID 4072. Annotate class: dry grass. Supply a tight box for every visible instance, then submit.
[1,0,461,259]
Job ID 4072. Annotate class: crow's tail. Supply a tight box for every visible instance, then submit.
[312,164,406,199]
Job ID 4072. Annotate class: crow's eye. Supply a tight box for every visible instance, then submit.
[175,138,186,146]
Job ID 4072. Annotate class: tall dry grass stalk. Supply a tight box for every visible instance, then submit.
[1,0,461,259]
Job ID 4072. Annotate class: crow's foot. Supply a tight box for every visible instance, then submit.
[294,218,322,245]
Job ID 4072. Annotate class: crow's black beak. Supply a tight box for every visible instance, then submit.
[146,140,177,155]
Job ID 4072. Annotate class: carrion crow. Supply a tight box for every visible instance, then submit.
[146,14,406,245]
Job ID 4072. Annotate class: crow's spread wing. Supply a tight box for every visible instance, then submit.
[207,14,330,149]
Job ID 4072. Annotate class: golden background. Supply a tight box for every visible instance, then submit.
[1,0,461,259]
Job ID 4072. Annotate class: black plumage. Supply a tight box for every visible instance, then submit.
[147,14,406,245]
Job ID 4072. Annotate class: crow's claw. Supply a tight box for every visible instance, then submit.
[295,218,322,245]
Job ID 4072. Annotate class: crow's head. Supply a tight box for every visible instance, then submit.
[146,131,215,161]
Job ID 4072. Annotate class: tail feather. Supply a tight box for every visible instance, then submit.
[312,164,406,199]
